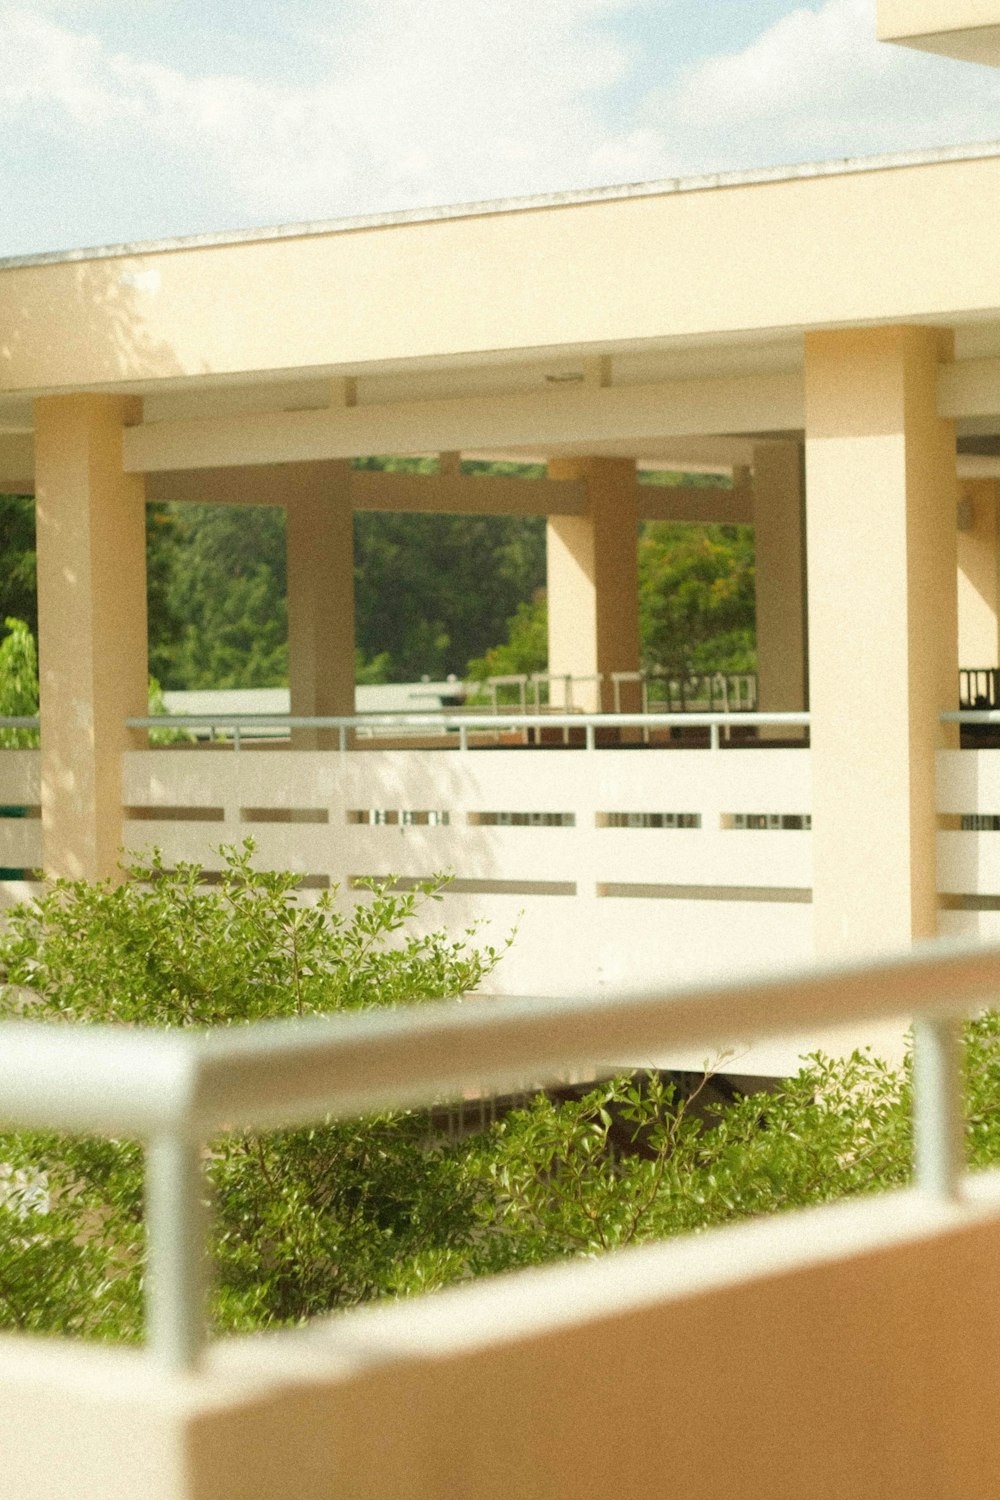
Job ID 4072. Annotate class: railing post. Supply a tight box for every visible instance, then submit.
[709,722,720,751]
[459,724,469,753]
[585,722,595,751]
[912,1015,965,1201]
[145,1131,207,1372]
[233,724,241,752]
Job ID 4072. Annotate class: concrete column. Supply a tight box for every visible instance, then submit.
[752,441,807,714]
[286,463,355,744]
[805,326,957,956]
[957,477,1000,668]
[546,457,639,712]
[34,394,148,881]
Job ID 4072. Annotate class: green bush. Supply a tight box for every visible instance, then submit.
[5,839,998,1345]
[0,843,508,1337]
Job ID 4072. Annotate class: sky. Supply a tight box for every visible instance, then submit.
[3,0,1000,258]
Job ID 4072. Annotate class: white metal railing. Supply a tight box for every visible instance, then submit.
[945,710,1000,727]
[0,937,992,1374]
[610,670,758,714]
[0,716,39,745]
[477,671,759,714]
[126,709,810,751]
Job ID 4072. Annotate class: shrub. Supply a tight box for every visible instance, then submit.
[0,842,507,1337]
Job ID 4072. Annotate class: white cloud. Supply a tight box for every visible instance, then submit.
[3,0,1000,255]
[655,0,1000,168]
[0,0,665,241]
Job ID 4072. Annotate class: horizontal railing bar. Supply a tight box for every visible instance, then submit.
[0,1025,197,1135]
[944,710,1000,723]
[0,717,39,729]
[0,935,994,1139]
[126,710,810,733]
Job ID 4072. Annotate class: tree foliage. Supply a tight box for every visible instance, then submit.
[466,593,548,681]
[3,845,1000,1342]
[146,503,288,690]
[0,844,507,1337]
[638,521,756,677]
[354,509,546,680]
[0,471,756,693]
[0,617,39,747]
[0,497,36,640]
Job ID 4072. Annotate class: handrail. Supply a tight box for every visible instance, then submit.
[0,717,38,730]
[944,710,1000,724]
[0,934,989,1371]
[127,709,810,751]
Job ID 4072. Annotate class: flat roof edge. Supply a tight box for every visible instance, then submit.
[4,137,1000,271]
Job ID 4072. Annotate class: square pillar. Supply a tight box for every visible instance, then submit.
[957,477,1000,668]
[752,441,807,714]
[546,458,639,712]
[35,395,148,881]
[805,327,957,956]
[286,463,355,745]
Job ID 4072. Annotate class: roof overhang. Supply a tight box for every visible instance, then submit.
[4,142,1000,406]
[878,0,1000,65]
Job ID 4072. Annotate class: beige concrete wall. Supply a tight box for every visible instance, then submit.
[122,742,819,1057]
[34,395,148,881]
[805,327,958,956]
[753,441,807,714]
[546,458,639,712]
[6,153,1000,392]
[286,464,355,744]
[957,478,1000,667]
[5,1184,1000,1499]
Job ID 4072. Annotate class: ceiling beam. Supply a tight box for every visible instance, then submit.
[147,463,749,521]
[148,462,345,506]
[350,469,585,516]
[147,461,753,521]
[939,358,1000,420]
[0,434,33,492]
[638,480,752,524]
[123,372,804,474]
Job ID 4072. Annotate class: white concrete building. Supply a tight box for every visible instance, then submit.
[5,7,1000,1491]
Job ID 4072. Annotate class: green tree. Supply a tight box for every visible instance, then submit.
[0,619,190,747]
[466,593,548,680]
[354,508,546,681]
[465,516,758,684]
[2,475,758,696]
[0,497,36,640]
[0,618,39,747]
[638,521,756,676]
[147,504,288,690]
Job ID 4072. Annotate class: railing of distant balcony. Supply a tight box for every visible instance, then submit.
[959,668,1000,710]
[126,709,810,750]
[0,937,988,1373]
[0,717,39,737]
[4,670,999,750]
[946,708,1000,728]
[478,670,759,714]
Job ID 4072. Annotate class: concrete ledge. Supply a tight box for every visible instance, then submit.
[6,1175,1000,1497]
